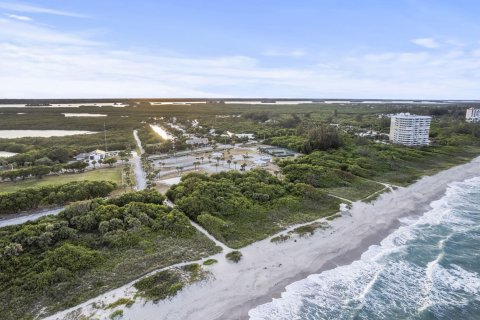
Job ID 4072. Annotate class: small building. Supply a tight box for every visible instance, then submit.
[74,152,89,161]
[236,133,255,140]
[74,149,107,163]
[88,150,106,161]
[466,108,480,123]
[186,136,209,145]
[389,113,431,146]
[261,147,295,157]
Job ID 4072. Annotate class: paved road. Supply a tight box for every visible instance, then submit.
[132,130,147,190]
[0,207,64,228]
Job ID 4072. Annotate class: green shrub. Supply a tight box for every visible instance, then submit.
[133,270,184,301]
[203,259,218,266]
[106,298,134,309]
[0,180,116,215]
[326,213,341,221]
[226,251,242,263]
[109,309,124,319]
[270,234,290,243]
[289,222,328,237]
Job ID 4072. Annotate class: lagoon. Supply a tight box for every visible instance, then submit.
[0,102,128,108]
[0,130,97,139]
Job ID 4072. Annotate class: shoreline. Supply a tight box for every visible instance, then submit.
[47,155,480,320]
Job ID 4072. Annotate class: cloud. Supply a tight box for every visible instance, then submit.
[262,49,306,57]
[412,38,439,49]
[5,13,31,21]
[0,2,86,18]
[0,18,97,46]
[0,18,479,99]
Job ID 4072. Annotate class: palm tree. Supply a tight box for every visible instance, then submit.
[91,160,97,169]
[240,163,247,171]
[200,156,204,163]
[227,159,232,168]
[193,161,200,170]
[214,163,219,172]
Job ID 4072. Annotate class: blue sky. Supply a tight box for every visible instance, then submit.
[0,0,479,99]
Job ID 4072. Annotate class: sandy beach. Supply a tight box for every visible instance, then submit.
[48,155,480,320]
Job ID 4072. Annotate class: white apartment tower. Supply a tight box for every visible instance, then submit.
[389,113,431,146]
[466,108,480,123]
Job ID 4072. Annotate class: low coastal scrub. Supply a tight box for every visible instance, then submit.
[326,213,342,221]
[279,142,480,190]
[289,222,328,237]
[106,298,135,309]
[270,234,290,243]
[134,269,184,301]
[134,263,209,302]
[109,309,124,319]
[0,191,221,320]
[226,251,242,263]
[0,180,116,215]
[203,258,218,265]
[363,187,392,203]
[167,170,340,248]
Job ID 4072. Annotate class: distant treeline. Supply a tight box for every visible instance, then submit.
[0,180,116,215]
[0,131,133,164]
[0,162,88,182]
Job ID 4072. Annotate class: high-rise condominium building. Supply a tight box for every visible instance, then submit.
[389,113,431,146]
[466,108,480,123]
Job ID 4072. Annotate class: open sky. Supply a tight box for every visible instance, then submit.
[1,0,479,99]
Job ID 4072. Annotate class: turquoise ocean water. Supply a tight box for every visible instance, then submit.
[249,177,480,320]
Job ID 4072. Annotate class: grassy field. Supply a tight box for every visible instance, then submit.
[0,167,123,193]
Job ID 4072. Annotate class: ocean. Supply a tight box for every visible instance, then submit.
[249,176,480,320]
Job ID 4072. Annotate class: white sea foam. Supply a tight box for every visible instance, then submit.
[249,177,480,320]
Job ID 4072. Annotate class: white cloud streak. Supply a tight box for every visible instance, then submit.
[412,38,439,49]
[262,49,306,57]
[5,13,31,21]
[0,2,86,18]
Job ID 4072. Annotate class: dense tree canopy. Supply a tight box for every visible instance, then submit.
[167,170,339,247]
[0,190,200,319]
[0,180,116,215]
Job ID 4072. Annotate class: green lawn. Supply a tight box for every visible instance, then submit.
[0,167,123,193]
